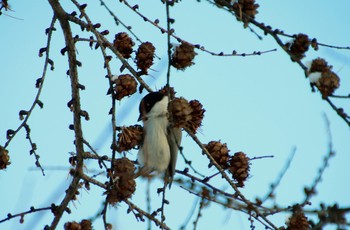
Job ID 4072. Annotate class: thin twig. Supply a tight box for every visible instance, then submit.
[3,15,57,149]
[184,128,279,230]
[302,114,335,204]
[99,0,143,44]
[124,200,171,230]
[261,147,296,203]
[122,0,276,58]
[0,206,52,224]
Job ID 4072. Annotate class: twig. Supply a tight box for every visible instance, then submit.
[23,123,45,176]
[47,1,86,228]
[209,0,350,128]
[82,139,109,169]
[65,9,153,93]
[193,197,205,230]
[261,147,296,203]
[70,0,119,165]
[180,186,275,230]
[99,0,143,44]
[179,148,205,178]
[80,172,107,189]
[146,178,152,230]
[302,114,335,204]
[184,128,279,230]
[121,0,276,58]
[160,182,168,225]
[124,199,171,230]
[249,155,274,161]
[165,0,172,89]
[180,198,199,230]
[0,206,52,224]
[3,15,57,149]
[325,97,350,127]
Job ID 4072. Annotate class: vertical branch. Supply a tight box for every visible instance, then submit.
[165,1,172,90]
[146,178,152,230]
[47,0,85,228]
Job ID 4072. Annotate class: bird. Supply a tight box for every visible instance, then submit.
[137,91,182,187]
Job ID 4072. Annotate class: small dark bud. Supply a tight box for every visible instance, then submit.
[79,3,87,10]
[60,47,67,56]
[48,59,54,70]
[100,30,109,35]
[36,78,43,88]
[75,60,82,67]
[93,23,101,28]
[78,84,86,90]
[39,47,47,57]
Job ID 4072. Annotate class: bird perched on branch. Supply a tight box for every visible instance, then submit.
[137,91,182,188]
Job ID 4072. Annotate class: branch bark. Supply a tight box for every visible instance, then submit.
[47,0,85,229]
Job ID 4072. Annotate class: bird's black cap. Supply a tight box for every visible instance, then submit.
[138,92,165,121]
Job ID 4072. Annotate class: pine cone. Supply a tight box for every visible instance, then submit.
[0,146,10,170]
[228,152,250,187]
[309,58,330,73]
[113,32,134,59]
[64,221,81,230]
[168,97,193,128]
[205,141,230,169]
[113,74,138,100]
[288,33,310,61]
[116,125,143,153]
[171,42,197,70]
[317,71,340,98]
[233,0,259,27]
[287,206,310,230]
[188,100,205,133]
[106,158,136,205]
[158,86,176,100]
[135,42,155,74]
[80,220,92,230]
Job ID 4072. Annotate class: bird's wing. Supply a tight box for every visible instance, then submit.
[166,126,182,188]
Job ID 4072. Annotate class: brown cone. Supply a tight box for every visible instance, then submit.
[205,141,230,169]
[135,42,155,74]
[233,0,259,27]
[188,100,205,133]
[80,220,92,230]
[168,97,193,128]
[287,206,310,230]
[116,125,143,153]
[0,146,10,170]
[228,152,250,187]
[309,58,330,73]
[317,71,340,98]
[288,33,310,61]
[113,32,134,59]
[64,221,81,230]
[171,42,197,70]
[158,86,176,100]
[106,158,136,205]
[113,74,138,100]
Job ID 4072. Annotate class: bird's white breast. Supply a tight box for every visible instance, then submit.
[138,96,170,172]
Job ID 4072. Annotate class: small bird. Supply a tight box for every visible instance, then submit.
[138,91,182,187]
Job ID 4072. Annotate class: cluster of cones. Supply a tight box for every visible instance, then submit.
[205,141,250,187]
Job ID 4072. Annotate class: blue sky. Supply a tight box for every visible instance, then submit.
[1,1,350,229]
